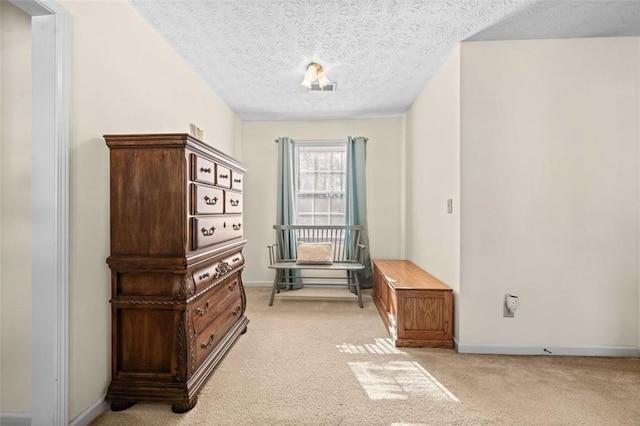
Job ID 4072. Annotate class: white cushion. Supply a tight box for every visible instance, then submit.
[296,242,333,265]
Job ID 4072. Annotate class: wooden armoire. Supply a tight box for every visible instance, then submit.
[104,133,248,413]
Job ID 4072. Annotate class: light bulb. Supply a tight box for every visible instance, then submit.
[317,70,330,88]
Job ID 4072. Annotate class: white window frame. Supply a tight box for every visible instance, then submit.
[293,140,347,226]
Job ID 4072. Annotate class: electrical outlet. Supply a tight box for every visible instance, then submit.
[504,294,519,318]
[447,199,453,214]
[503,304,514,318]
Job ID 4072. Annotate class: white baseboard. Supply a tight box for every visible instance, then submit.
[0,412,30,426]
[455,339,640,357]
[243,281,272,287]
[69,396,109,426]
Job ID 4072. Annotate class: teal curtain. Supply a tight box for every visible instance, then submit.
[346,136,373,288]
[276,136,302,289]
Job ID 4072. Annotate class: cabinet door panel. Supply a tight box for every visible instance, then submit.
[398,290,452,340]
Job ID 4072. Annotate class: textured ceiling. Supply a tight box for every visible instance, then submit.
[130,0,640,121]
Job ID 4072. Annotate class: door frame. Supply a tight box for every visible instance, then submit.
[9,0,69,424]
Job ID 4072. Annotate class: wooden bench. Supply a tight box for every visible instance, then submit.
[268,225,366,308]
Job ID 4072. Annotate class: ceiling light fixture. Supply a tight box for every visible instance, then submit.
[301,62,331,89]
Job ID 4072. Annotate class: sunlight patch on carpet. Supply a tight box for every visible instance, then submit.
[348,361,459,402]
[337,338,405,355]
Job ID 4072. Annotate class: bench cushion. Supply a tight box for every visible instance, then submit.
[296,242,333,265]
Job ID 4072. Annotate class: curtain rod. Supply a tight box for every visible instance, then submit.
[273,138,366,143]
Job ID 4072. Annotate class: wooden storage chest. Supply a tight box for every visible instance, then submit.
[373,259,453,348]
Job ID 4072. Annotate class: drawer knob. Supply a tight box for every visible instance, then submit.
[219,174,229,179]
[198,272,210,280]
[204,195,218,205]
[232,306,241,316]
[200,332,215,349]
[229,199,240,207]
[196,301,210,316]
[232,223,241,231]
[216,261,232,276]
[228,283,237,291]
[200,167,211,174]
[201,226,216,236]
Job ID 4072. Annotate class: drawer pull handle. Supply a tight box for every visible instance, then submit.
[200,333,215,349]
[204,195,218,205]
[229,199,240,207]
[232,257,240,262]
[201,226,215,236]
[200,167,211,174]
[198,272,210,280]
[232,223,241,231]
[228,283,237,291]
[233,178,241,183]
[196,301,210,315]
[232,306,241,316]
[216,261,232,276]
[219,174,229,179]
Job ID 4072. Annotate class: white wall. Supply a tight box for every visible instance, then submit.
[459,38,639,352]
[405,45,461,338]
[53,0,240,419]
[241,118,404,285]
[0,1,32,413]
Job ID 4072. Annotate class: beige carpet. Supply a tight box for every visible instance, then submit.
[92,287,640,425]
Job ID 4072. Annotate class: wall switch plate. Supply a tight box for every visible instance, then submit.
[447,199,453,214]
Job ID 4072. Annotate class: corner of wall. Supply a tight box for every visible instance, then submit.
[636,36,640,349]
[399,114,407,260]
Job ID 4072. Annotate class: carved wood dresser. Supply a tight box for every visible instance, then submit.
[104,133,248,413]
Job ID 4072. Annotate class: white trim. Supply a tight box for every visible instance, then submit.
[456,342,640,357]
[244,281,272,287]
[69,397,109,426]
[0,412,31,426]
[9,0,70,424]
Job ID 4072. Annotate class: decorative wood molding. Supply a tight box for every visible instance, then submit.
[175,318,186,382]
[110,299,186,306]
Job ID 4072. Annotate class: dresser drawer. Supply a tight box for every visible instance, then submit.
[225,192,242,214]
[191,154,216,186]
[192,216,243,251]
[192,251,244,294]
[191,184,224,215]
[191,276,242,333]
[215,165,232,189]
[195,296,243,368]
[222,251,244,270]
[231,172,243,191]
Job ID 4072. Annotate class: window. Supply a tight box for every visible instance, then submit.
[294,142,347,225]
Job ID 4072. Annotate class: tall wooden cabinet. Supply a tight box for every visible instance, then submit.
[105,133,248,413]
